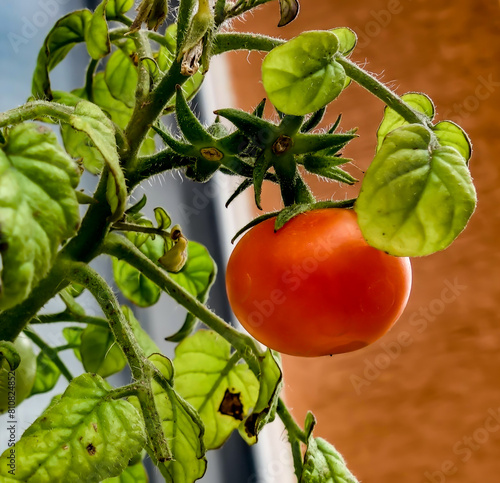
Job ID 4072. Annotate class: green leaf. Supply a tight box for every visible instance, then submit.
[355,124,477,256]
[165,248,217,342]
[241,350,282,442]
[53,89,106,175]
[170,241,217,297]
[80,325,127,377]
[0,123,80,310]
[330,27,357,56]
[301,437,359,483]
[32,10,92,98]
[300,107,326,133]
[62,326,84,361]
[376,92,435,151]
[132,354,207,483]
[302,154,356,184]
[106,0,134,18]
[174,330,259,449]
[433,120,472,162]
[94,73,133,129]
[86,0,111,60]
[30,352,61,396]
[0,373,146,482]
[262,31,346,116]
[175,87,213,145]
[253,151,274,209]
[122,306,160,356]
[105,42,138,108]
[0,341,21,371]
[154,206,172,230]
[69,100,127,222]
[102,461,148,483]
[113,234,164,307]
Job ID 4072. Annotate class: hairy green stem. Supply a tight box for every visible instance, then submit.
[212,32,284,55]
[133,30,154,102]
[123,60,188,170]
[336,56,431,126]
[128,149,194,189]
[108,383,141,400]
[65,263,145,377]
[59,289,86,317]
[66,261,173,462]
[102,232,262,374]
[111,221,171,238]
[109,27,131,41]
[277,397,306,478]
[277,397,307,443]
[0,101,73,128]
[23,327,73,382]
[176,0,197,58]
[117,14,133,27]
[32,311,109,328]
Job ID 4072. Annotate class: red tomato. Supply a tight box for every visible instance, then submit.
[226,209,412,357]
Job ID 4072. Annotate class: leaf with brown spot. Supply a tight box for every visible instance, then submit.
[218,389,244,421]
[174,330,259,449]
[0,374,146,481]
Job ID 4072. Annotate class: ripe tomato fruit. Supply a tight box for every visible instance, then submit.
[226,209,412,357]
[0,334,36,413]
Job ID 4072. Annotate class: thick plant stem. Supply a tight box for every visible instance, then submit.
[0,101,73,128]
[0,171,112,342]
[65,263,145,378]
[123,60,188,170]
[66,261,173,463]
[212,32,284,55]
[102,232,262,374]
[336,56,431,127]
[128,149,193,189]
[132,30,154,102]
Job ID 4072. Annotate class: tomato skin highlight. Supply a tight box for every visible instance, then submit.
[225,209,412,357]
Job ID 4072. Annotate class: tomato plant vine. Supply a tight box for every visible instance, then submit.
[0,0,476,481]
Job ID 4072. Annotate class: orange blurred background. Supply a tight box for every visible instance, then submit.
[223,1,500,481]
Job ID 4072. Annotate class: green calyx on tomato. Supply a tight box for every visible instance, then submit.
[0,334,37,413]
[226,208,412,357]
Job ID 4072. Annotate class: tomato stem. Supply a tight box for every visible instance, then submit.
[336,56,432,127]
[23,327,74,382]
[277,397,307,444]
[0,101,73,128]
[32,312,109,328]
[102,232,263,375]
[66,261,173,463]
